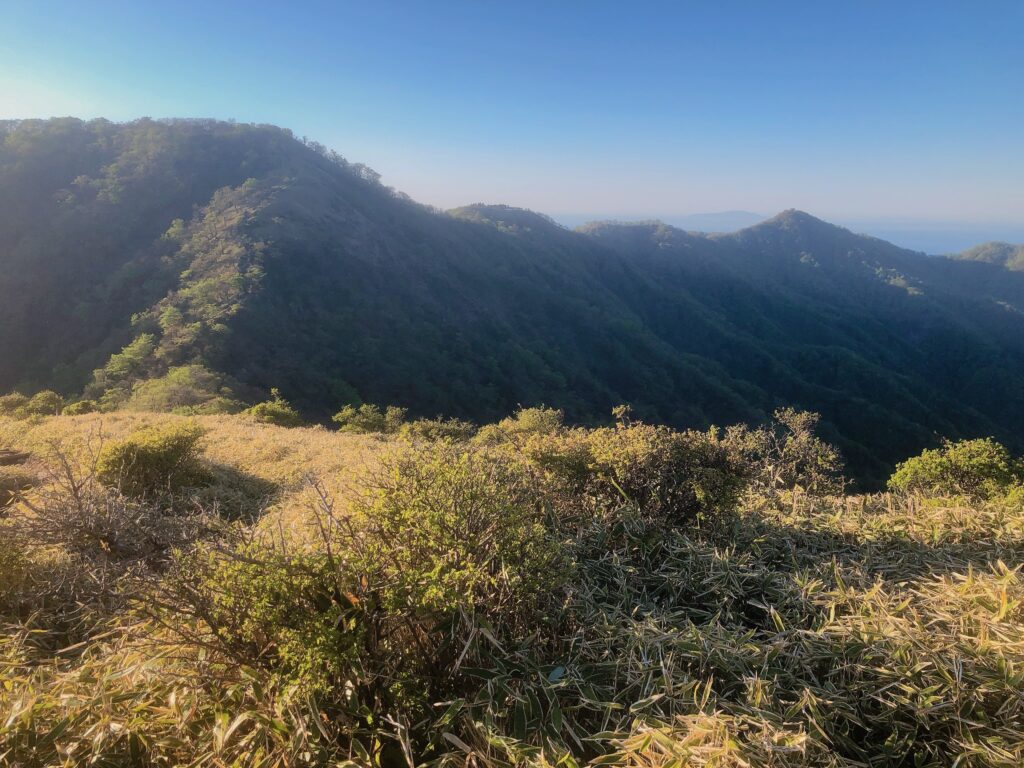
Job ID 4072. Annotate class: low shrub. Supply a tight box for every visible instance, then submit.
[348,443,559,617]
[888,437,1023,500]
[95,421,209,498]
[725,407,844,497]
[398,415,476,442]
[153,441,562,758]
[0,437,219,646]
[332,403,407,434]
[164,539,357,691]
[521,421,747,527]
[126,365,242,415]
[23,466,211,565]
[23,390,65,416]
[0,391,66,419]
[62,399,98,415]
[0,392,29,417]
[1004,483,1024,510]
[475,405,563,444]
[243,388,305,427]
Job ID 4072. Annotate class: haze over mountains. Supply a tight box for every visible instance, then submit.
[2,117,1023,487]
[555,211,767,236]
[954,241,1024,272]
[555,212,1024,255]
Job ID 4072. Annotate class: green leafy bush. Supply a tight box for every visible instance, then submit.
[0,391,67,419]
[126,365,241,414]
[474,405,563,445]
[888,438,1023,500]
[165,541,358,693]
[0,392,29,417]
[156,441,561,750]
[95,421,209,498]
[724,408,844,497]
[350,443,559,616]
[332,403,407,434]
[62,399,99,415]
[398,416,476,442]
[243,388,305,427]
[1004,483,1024,510]
[521,421,747,526]
[23,391,65,416]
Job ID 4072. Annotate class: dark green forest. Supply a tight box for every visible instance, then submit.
[2,117,1024,487]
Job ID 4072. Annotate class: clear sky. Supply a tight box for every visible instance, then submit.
[1,0,1022,238]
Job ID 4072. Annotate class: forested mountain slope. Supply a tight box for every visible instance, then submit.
[2,117,1023,486]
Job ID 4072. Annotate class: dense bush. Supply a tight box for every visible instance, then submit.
[475,405,564,444]
[23,390,65,416]
[126,365,242,415]
[62,399,98,415]
[243,388,305,427]
[0,390,65,419]
[0,392,29,417]
[95,421,209,498]
[520,420,747,527]
[154,441,562,758]
[725,408,844,497]
[164,540,356,692]
[348,443,559,616]
[332,403,407,434]
[398,415,476,442]
[888,437,1023,500]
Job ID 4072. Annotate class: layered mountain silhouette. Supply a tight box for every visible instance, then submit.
[2,117,1023,486]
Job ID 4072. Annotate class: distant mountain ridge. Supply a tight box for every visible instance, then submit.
[557,210,765,234]
[2,117,1023,487]
[952,241,1024,271]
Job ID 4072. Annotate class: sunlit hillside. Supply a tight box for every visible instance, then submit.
[4,119,1024,487]
[2,407,1022,766]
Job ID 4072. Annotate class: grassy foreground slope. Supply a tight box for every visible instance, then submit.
[2,410,1023,767]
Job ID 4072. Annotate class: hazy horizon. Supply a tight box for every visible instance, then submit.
[2,1,1021,244]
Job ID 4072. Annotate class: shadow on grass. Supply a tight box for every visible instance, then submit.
[192,461,280,522]
[732,504,1024,584]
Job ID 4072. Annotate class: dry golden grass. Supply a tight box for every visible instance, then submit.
[1,414,1023,766]
[0,411,384,528]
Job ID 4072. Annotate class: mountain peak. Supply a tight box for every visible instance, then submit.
[726,209,852,243]
[764,209,831,229]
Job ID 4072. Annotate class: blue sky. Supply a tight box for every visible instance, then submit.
[1,0,1022,246]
